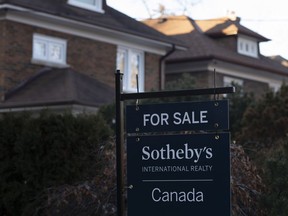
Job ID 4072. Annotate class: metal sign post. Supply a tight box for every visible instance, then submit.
[115,71,125,216]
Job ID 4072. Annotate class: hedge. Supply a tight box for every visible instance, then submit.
[0,111,112,215]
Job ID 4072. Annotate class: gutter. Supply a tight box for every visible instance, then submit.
[159,44,176,90]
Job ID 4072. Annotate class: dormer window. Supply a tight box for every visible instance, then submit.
[68,0,103,13]
[237,35,258,58]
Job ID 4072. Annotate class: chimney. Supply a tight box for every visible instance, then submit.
[226,10,237,21]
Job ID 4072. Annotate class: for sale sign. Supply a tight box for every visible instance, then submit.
[127,133,230,216]
[126,100,229,133]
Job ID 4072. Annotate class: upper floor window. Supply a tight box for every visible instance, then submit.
[117,47,144,92]
[68,0,104,13]
[32,34,67,67]
[237,36,258,58]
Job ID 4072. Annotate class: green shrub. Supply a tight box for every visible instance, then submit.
[0,111,112,215]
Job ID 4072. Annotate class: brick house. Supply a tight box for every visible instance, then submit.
[143,15,288,98]
[0,0,183,113]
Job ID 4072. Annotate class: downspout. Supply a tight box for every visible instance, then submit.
[159,44,176,90]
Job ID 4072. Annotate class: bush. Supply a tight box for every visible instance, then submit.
[236,84,288,215]
[261,138,288,216]
[0,111,112,215]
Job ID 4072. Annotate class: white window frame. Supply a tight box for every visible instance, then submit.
[68,0,104,13]
[237,35,258,58]
[224,76,243,87]
[117,47,144,92]
[269,82,281,92]
[32,34,68,67]
[223,76,243,97]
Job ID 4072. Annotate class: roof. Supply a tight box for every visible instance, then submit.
[195,17,269,41]
[0,0,182,47]
[0,68,114,109]
[142,15,288,76]
[269,55,288,67]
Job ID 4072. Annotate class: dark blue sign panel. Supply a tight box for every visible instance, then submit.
[127,133,231,216]
[126,100,228,133]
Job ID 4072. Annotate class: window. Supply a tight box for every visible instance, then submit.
[68,0,103,13]
[224,76,243,87]
[32,34,67,66]
[269,83,281,93]
[117,47,144,92]
[237,36,258,58]
[223,76,243,96]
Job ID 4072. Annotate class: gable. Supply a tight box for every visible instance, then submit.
[196,17,269,42]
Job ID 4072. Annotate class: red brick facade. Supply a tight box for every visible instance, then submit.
[0,20,161,99]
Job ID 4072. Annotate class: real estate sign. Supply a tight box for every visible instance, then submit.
[126,100,231,216]
[126,100,229,133]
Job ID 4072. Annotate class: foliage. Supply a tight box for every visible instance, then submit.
[98,104,116,133]
[236,84,288,215]
[231,143,265,216]
[237,85,288,151]
[225,83,254,138]
[261,138,288,216]
[37,139,117,216]
[0,111,112,215]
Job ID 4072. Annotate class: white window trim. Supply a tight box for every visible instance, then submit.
[32,34,68,68]
[269,83,281,92]
[223,76,244,97]
[117,47,145,93]
[68,0,104,13]
[224,76,243,87]
[237,35,258,58]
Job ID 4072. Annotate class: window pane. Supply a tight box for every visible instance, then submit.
[75,0,95,5]
[130,52,140,90]
[49,43,63,61]
[117,47,144,92]
[116,50,126,74]
[34,41,47,59]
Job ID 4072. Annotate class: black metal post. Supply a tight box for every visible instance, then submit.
[115,70,124,216]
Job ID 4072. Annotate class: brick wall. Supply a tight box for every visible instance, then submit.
[217,73,270,98]
[0,20,117,93]
[0,20,162,99]
[166,70,270,98]
[66,35,117,88]
[144,53,161,91]
[244,78,269,99]
[0,21,40,99]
